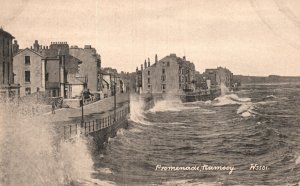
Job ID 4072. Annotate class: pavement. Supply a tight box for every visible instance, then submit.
[40,93,130,125]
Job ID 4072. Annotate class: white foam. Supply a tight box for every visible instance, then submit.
[241,111,251,117]
[149,99,198,113]
[213,94,254,118]
[0,102,96,186]
[129,128,142,133]
[97,167,113,174]
[204,100,212,105]
[116,128,125,136]
[266,95,277,99]
[237,103,253,114]
[129,95,152,125]
[296,155,300,165]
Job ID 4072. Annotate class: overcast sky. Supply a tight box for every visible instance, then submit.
[1,0,300,76]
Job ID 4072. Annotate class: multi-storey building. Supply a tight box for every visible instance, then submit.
[203,67,233,88]
[101,67,126,97]
[69,45,101,92]
[13,48,45,96]
[13,41,85,98]
[0,28,20,99]
[140,53,195,95]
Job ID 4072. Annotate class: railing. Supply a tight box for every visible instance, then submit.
[61,104,130,140]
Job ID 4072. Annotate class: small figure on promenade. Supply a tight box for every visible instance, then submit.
[51,101,56,114]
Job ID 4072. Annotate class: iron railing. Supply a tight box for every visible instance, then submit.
[61,104,130,140]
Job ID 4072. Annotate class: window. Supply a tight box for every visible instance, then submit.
[148,70,150,75]
[25,87,31,95]
[148,78,150,83]
[161,75,166,81]
[45,73,49,81]
[162,68,165,74]
[167,62,170,66]
[25,56,30,65]
[25,71,30,82]
[162,84,166,91]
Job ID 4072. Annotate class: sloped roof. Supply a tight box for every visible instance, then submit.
[14,48,43,57]
[0,28,14,39]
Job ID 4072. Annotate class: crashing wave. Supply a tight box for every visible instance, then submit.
[0,102,96,186]
[296,155,300,165]
[213,94,253,118]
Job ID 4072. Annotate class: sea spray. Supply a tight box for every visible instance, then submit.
[129,94,152,125]
[0,102,95,186]
[213,94,253,117]
[220,83,230,96]
[149,95,198,113]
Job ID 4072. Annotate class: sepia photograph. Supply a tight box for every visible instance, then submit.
[0,0,300,185]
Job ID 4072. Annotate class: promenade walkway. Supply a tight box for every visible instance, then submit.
[41,93,130,125]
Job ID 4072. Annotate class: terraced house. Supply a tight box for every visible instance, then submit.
[140,53,195,95]
[0,28,20,99]
[13,41,95,98]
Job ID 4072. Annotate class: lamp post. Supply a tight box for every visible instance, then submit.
[81,76,87,127]
[113,72,116,122]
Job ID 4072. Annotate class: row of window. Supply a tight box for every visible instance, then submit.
[162,61,170,67]
[147,75,166,84]
[147,68,166,76]
[24,71,49,83]
[25,87,40,96]
[147,84,166,91]
[179,68,189,74]
[179,75,189,83]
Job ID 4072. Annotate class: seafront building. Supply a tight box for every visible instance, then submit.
[69,45,101,92]
[13,41,99,98]
[136,53,195,95]
[100,67,128,97]
[202,67,233,89]
[0,28,20,99]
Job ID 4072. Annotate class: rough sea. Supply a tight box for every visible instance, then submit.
[0,83,299,186]
[94,83,300,185]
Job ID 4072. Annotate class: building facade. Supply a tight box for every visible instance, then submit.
[0,28,20,99]
[13,41,84,98]
[203,67,233,88]
[13,48,45,97]
[69,45,101,93]
[140,54,195,95]
[101,67,126,97]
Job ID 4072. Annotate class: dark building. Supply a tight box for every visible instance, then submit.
[0,28,20,99]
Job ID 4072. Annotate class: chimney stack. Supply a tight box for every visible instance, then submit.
[33,40,39,51]
[136,67,138,72]
[141,64,143,71]
[155,54,158,63]
[148,57,150,67]
[144,60,147,68]
[12,40,19,55]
